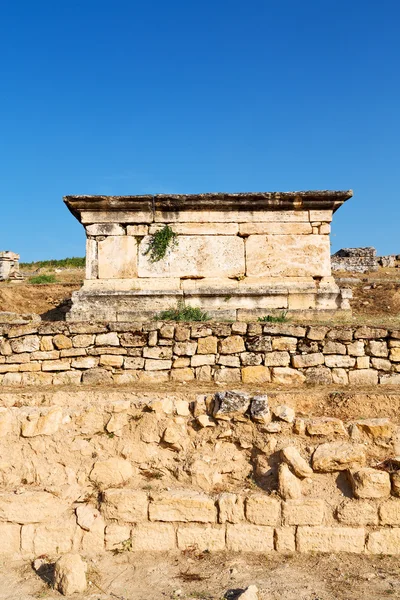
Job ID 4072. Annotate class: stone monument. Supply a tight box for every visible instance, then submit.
[0,251,23,281]
[64,190,353,321]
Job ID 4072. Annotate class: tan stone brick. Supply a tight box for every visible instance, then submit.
[218,355,240,367]
[72,334,95,348]
[283,499,325,526]
[214,368,241,383]
[41,359,71,372]
[350,467,390,499]
[90,458,133,489]
[218,493,244,524]
[356,356,370,369]
[226,524,274,552]
[379,499,400,525]
[275,527,296,552]
[307,326,329,341]
[105,524,131,551]
[355,418,393,439]
[332,368,348,385]
[264,351,290,367]
[139,371,169,383]
[312,442,365,472]
[102,489,148,522]
[336,500,378,525]
[131,523,176,551]
[149,490,216,523]
[367,340,388,357]
[2,372,22,385]
[170,368,195,382]
[53,334,72,350]
[272,337,298,351]
[173,341,197,356]
[10,335,40,354]
[21,372,53,386]
[80,514,105,555]
[306,417,347,437]
[367,529,400,554]
[219,336,246,354]
[33,517,78,555]
[241,366,271,384]
[245,495,280,526]
[297,526,365,553]
[325,355,356,368]
[0,523,20,554]
[380,373,400,384]
[390,348,400,362]
[99,354,124,368]
[96,332,120,346]
[53,371,82,385]
[371,357,392,371]
[195,365,212,381]
[177,524,225,551]
[271,367,306,385]
[323,341,346,355]
[349,369,378,385]
[173,357,190,368]
[144,359,172,371]
[191,354,215,367]
[347,341,365,356]
[40,337,54,351]
[71,356,98,369]
[197,336,218,354]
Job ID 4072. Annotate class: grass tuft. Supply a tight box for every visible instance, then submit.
[257,311,288,323]
[28,274,57,284]
[155,302,209,322]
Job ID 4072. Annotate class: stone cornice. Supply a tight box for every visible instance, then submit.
[64,190,353,222]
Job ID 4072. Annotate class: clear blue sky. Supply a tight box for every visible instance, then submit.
[1,0,399,261]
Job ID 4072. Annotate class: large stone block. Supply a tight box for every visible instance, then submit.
[102,489,148,522]
[0,523,20,554]
[131,523,176,551]
[154,209,310,223]
[226,524,274,552]
[98,236,138,279]
[312,442,365,472]
[245,495,281,526]
[239,222,312,235]
[367,529,400,554]
[149,490,216,522]
[0,492,67,524]
[297,526,365,553]
[246,235,331,277]
[177,525,225,551]
[282,499,326,526]
[138,235,245,278]
[336,500,379,525]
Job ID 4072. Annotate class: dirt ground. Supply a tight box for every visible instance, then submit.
[1,266,400,325]
[2,551,400,600]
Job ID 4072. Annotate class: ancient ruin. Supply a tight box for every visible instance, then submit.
[331,247,378,273]
[0,251,23,281]
[64,190,353,321]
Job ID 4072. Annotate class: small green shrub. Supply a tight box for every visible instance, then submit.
[144,225,177,262]
[257,311,288,323]
[155,303,209,322]
[21,257,85,269]
[28,274,57,284]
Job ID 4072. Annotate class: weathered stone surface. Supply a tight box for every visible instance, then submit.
[197,336,218,354]
[367,528,400,554]
[226,523,274,552]
[139,235,245,278]
[98,236,138,279]
[218,493,244,523]
[242,366,271,384]
[278,464,302,500]
[90,458,133,489]
[54,553,86,596]
[292,353,324,368]
[149,490,216,522]
[350,467,390,499]
[306,417,347,437]
[236,584,260,600]
[283,499,325,526]
[271,367,306,385]
[324,355,356,368]
[76,504,100,531]
[273,405,295,423]
[10,335,40,353]
[213,390,251,420]
[312,442,365,472]
[336,499,379,525]
[349,369,379,385]
[130,523,175,551]
[249,395,270,424]
[219,336,246,354]
[246,234,330,277]
[354,418,393,439]
[0,492,67,524]
[102,489,148,522]
[379,499,400,525]
[245,495,280,526]
[297,526,365,553]
[281,447,313,478]
[21,407,63,437]
[177,524,225,551]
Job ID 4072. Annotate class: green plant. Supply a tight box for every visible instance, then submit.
[257,311,288,323]
[155,302,209,322]
[21,257,85,269]
[28,274,57,284]
[144,225,178,262]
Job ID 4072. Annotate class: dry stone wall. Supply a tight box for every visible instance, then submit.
[1,321,400,387]
[0,388,399,556]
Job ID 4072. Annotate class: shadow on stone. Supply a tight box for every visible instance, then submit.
[33,560,55,588]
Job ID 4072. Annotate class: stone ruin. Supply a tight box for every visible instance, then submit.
[331,247,379,273]
[0,251,23,281]
[64,190,353,321]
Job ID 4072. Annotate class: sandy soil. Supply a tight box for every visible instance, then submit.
[2,552,400,600]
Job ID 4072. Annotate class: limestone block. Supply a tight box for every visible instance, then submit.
[354,418,393,439]
[245,495,280,525]
[0,523,20,554]
[97,236,138,279]
[213,390,250,420]
[264,351,290,367]
[96,332,120,346]
[126,224,149,236]
[143,346,172,360]
[281,447,313,478]
[278,464,302,500]
[33,517,78,555]
[392,473,400,497]
[271,367,306,385]
[306,417,347,437]
[323,341,346,355]
[102,489,148,522]
[236,585,259,600]
[10,335,40,353]
[150,222,239,235]
[76,504,100,532]
[246,234,330,277]
[348,369,378,385]
[100,355,124,368]
[177,524,225,551]
[354,326,388,339]
[218,493,244,524]
[273,405,295,423]
[150,490,216,523]
[0,491,67,524]
[71,356,98,369]
[379,500,400,525]
[226,524,274,552]
[131,523,176,551]
[367,529,400,554]
[332,368,348,385]
[105,524,131,551]
[371,357,392,371]
[53,334,72,350]
[309,210,333,222]
[347,341,365,356]
[54,553,87,595]
[40,337,54,351]
[82,210,153,224]
[275,527,296,552]
[139,371,169,383]
[390,348,400,362]
[246,336,272,352]
[154,209,309,223]
[191,354,215,367]
[356,356,370,369]
[239,222,312,235]
[325,355,355,368]
[197,336,217,354]
[42,359,71,371]
[312,442,365,472]
[367,340,388,357]
[173,341,197,356]
[291,353,324,368]
[82,368,113,385]
[297,526,365,553]
[170,367,195,382]
[89,458,133,489]
[87,223,125,236]
[240,352,262,366]
[380,374,400,385]
[0,408,12,436]
[249,395,270,424]
[21,372,53,386]
[272,337,298,351]
[173,357,190,368]
[218,336,246,354]
[145,359,172,371]
[72,334,95,348]
[283,499,325,526]
[242,366,271,383]
[21,407,63,437]
[138,235,245,278]
[336,500,378,525]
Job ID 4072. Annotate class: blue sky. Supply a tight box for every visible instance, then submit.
[1,0,399,261]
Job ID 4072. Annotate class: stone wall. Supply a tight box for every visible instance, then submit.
[0,388,399,556]
[332,247,378,273]
[1,321,400,387]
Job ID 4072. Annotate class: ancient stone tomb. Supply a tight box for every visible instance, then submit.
[64,191,353,321]
[0,251,23,281]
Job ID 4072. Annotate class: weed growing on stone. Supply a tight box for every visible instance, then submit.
[155,302,209,322]
[257,311,288,323]
[28,274,57,284]
[144,225,178,262]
